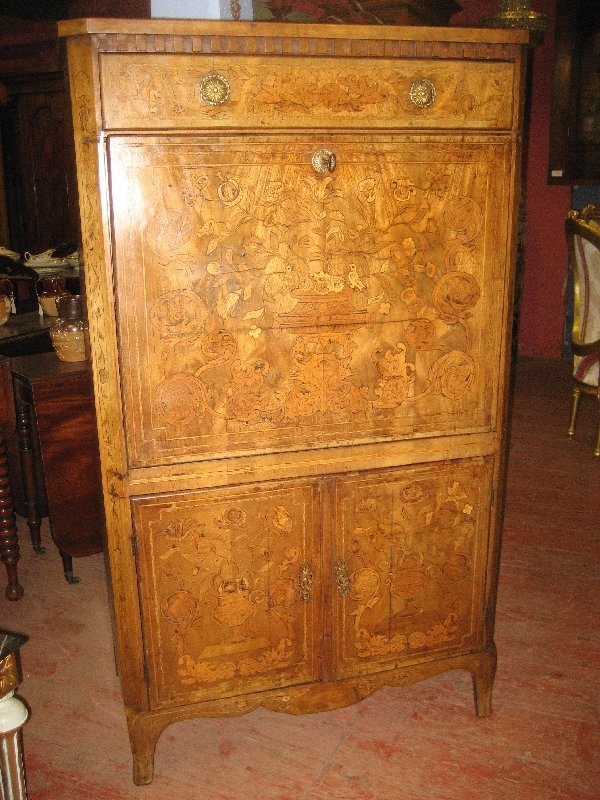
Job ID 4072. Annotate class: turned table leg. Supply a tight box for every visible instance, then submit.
[15,405,45,556]
[0,432,23,601]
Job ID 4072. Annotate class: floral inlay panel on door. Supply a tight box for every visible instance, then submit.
[133,479,322,708]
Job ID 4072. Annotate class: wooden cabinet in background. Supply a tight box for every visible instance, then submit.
[549,0,600,183]
[0,72,79,254]
[0,17,79,255]
[60,19,528,784]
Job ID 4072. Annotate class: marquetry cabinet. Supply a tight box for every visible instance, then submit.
[59,19,528,784]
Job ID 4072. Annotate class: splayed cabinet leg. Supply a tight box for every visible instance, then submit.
[127,711,164,786]
[471,643,497,718]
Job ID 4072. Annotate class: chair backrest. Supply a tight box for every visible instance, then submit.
[565,205,600,386]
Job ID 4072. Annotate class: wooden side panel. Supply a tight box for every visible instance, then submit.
[28,369,104,558]
[99,54,516,132]
[331,458,492,679]
[109,135,513,467]
[63,33,148,711]
[132,479,322,708]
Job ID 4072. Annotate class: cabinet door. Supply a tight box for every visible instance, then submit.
[331,458,493,679]
[1,82,79,253]
[108,135,513,467]
[132,479,322,708]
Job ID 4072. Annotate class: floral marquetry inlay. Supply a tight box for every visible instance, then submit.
[99,55,515,131]
[59,18,526,782]
[111,136,510,466]
[333,459,491,678]
[133,481,321,707]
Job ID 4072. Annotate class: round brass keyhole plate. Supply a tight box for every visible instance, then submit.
[409,78,436,108]
[200,74,231,106]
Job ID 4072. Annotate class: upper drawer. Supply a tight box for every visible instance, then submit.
[99,54,517,132]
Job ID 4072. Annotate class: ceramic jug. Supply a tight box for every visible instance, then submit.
[50,294,88,362]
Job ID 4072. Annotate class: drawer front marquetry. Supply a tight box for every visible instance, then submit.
[132,480,322,708]
[331,458,492,678]
[99,54,516,131]
[109,135,513,467]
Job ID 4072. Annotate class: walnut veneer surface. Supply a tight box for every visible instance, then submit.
[59,19,528,785]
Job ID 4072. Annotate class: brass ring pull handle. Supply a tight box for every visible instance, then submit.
[312,149,337,174]
[334,559,351,597]
[409,78,436,108]
[200,74,231,106]
[299,563,313,602]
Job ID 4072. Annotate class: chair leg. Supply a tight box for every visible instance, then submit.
[568,384,582,438]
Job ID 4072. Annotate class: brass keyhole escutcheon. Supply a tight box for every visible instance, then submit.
[200,73,231,106]
[299,563,313,602]
[312,149,337,174]
[409,78,436,108]
[334,559,351,596]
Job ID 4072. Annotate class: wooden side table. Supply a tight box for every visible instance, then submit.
[0,312,53,358]
[11,352,104,583]
[0,630,28,800]
[0,357,22,601]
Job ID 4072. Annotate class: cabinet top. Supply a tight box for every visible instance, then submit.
[57,17,529,47]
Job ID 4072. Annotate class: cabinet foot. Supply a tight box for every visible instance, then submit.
[471,642,497,717]
[127,711,163,785]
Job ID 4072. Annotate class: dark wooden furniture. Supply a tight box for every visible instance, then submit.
[0,311,53,358]
[0,358,22,600]
[0,69,79,256]
[11,351,103,583]
[0,314,56,600]
[0,313,63,576]
[0,3,152,255]
[549,0,600,183]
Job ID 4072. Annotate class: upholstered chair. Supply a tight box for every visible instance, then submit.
[565,204,600,456]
